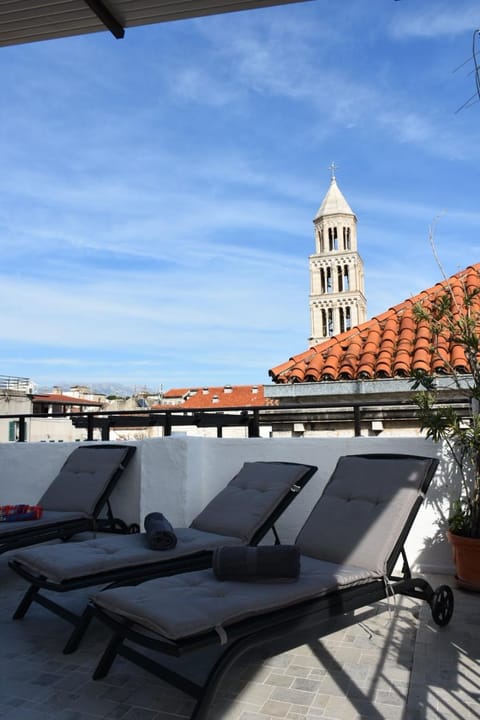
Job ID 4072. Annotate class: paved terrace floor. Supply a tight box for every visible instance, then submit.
[0,552,478,720]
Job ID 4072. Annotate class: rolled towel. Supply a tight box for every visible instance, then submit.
[212,545,300,582]
[144,512,177,550]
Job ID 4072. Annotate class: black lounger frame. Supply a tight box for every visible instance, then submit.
[89,454,454,720]
[10,462,317,652]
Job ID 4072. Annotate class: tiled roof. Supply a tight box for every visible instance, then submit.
[162,388,190,399]
[270,264,480,384]
[32,394,103,406]
[153,385,273,409]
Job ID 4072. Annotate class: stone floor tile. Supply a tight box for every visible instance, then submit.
[260,698,291,717]
[264,673,294,688]
[236,680,274,705]
[271,687,315,706]
[291,679,322,693]
[0,560,476,720]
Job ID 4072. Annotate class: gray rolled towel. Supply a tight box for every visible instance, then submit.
[212,545,300,582]
[144,512,177,550]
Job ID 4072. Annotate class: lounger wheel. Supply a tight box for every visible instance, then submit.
[128,523,140,534]
[430,585,454,626]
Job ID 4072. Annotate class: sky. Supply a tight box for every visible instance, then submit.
[0,0,479,394]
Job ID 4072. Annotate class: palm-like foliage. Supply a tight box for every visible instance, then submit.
[412,266,480,537]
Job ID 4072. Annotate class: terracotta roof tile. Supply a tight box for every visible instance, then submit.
[153,385,266,409]
[269,263,480,384]
[162,388,191,399]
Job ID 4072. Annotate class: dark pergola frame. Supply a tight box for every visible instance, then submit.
[83,0,124,38]
[0,1,313,48]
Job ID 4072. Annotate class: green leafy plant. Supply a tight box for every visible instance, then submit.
[411,264,480,538]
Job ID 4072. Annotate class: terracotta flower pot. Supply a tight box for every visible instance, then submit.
[447,530,480,591]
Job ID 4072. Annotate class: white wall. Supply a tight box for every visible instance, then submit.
[0,436,456,575]
[0,440,142,526]
[28,418,88,443]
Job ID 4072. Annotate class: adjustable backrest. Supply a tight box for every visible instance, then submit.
[39,444,136,517]
[190,461,317,544]
[295,453,438,576]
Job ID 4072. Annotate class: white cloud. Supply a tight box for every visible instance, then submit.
[390,3,480,39]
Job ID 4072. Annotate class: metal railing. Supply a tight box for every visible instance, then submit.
[0,375,32,393]
[0,397,470,442]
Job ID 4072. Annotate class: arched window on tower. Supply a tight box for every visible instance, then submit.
[337,266,343,292]
[328,227,338,251]
[327,308,334,336]
[339,307,345,333]
[320,268,326,293]
[343,227,351,250]
[343,265,350,290]
[318,229,324,252]
[326,267,333,292]
[345,306,351,330]
[321,309,327,336]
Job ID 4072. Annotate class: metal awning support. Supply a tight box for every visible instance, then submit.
[83,0,124,38]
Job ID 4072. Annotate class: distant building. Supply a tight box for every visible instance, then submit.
[151,385,272,438]
[155,385,266,409]
[0,381,105,442]
[32,392,104,416]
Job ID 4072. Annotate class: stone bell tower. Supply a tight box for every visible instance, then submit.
[309,164,366,346]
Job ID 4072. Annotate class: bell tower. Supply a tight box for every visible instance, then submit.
[309,164,366,346]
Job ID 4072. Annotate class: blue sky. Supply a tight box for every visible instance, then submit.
[0,0,479,393]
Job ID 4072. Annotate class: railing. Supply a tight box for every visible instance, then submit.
[0,397,470,442]
[0,375,32,392]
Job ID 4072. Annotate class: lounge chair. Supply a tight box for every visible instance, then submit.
[1,443,136,556]
[88,453,454,720]
[9,460,317,651]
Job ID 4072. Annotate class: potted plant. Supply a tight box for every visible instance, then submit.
[411,264,480,590]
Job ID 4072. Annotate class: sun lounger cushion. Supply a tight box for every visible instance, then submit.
[10,460,315,585]
[91,555,374,641]
[39,446,130,514]
[190,461,311,542]
[295,454,432,575]
[12,529,244,584]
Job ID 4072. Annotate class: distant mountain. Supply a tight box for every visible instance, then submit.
[36,382,151,398]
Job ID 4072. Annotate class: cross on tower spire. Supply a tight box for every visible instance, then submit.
[328,161,338,180]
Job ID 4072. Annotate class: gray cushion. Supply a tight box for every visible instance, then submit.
[39,446,129,515]
[190,461,314,542]
[295,454,434,575]
[91,555,374,641]
[12,529,244,583]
